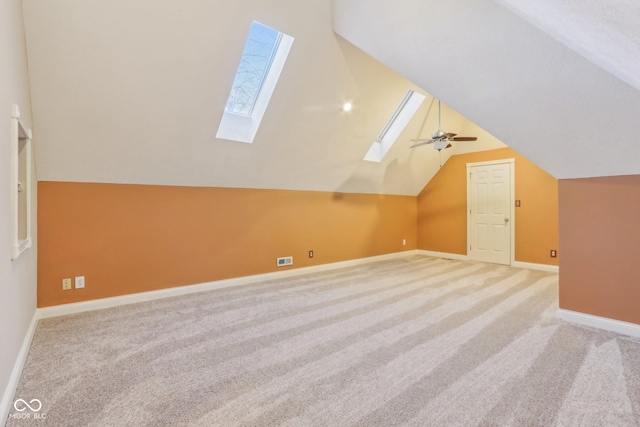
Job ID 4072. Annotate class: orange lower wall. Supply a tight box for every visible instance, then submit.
[559,175,640,325]
[417,148,559,265]
[38,182,417,307]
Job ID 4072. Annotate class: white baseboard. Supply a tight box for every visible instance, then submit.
[557,309,640,338]
[38,250,420,319]
[417,251,559,274]
[511,261,559,273]
[416,250,469,261]
[1,311,39,424]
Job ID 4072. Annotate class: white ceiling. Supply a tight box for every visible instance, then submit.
[333,0,640,180]
[22,0,506,196]
[493,0,640,92]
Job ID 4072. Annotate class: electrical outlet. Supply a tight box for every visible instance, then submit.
[309,250,314,258]
[550,250,557,258]
[75,276,85,289]
[403,239,406,246]
[62,278,72,291]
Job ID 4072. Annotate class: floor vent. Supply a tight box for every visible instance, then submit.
[277,256,293,267]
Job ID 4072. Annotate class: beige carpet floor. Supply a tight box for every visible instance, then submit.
[6,255,640,426]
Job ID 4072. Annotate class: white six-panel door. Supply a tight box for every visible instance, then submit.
[467,160,513,265]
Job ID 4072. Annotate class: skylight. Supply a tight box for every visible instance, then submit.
[363,90,426,162]
[225,22,281,116]
[217,21,294,144]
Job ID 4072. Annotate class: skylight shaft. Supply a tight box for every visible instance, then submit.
[377,90,414,141]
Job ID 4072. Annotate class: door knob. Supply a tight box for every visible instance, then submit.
[504,217,510,223]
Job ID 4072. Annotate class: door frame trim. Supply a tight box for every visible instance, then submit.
[466,158,515,265]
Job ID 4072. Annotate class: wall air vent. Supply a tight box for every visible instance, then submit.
[277,256,293,267]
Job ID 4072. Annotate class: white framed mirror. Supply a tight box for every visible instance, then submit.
[11,105,33,260]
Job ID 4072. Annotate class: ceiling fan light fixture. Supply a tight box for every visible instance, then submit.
[433,139,449,151]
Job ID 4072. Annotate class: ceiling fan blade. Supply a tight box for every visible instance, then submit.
[410,138,431,143]
[445,143,452,149]
[450,137,477,141]
[442,133,457,138]
[409,140,436,148]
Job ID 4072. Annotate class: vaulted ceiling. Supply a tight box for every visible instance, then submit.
[22,0,639,196]
[333,0,640,180]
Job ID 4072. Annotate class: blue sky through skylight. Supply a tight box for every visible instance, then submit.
[225,22,281,116]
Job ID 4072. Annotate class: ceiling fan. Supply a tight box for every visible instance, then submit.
[410,99,477,151]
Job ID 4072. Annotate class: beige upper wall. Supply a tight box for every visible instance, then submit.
[23,0,503,196]
[453,114,507,157]
[0,0,37,414]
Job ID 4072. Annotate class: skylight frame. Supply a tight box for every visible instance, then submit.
[217,21,294,144]
[364,90,426,163]
[376,90,413,142]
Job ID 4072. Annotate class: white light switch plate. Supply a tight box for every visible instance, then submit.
[75,276,85,289]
